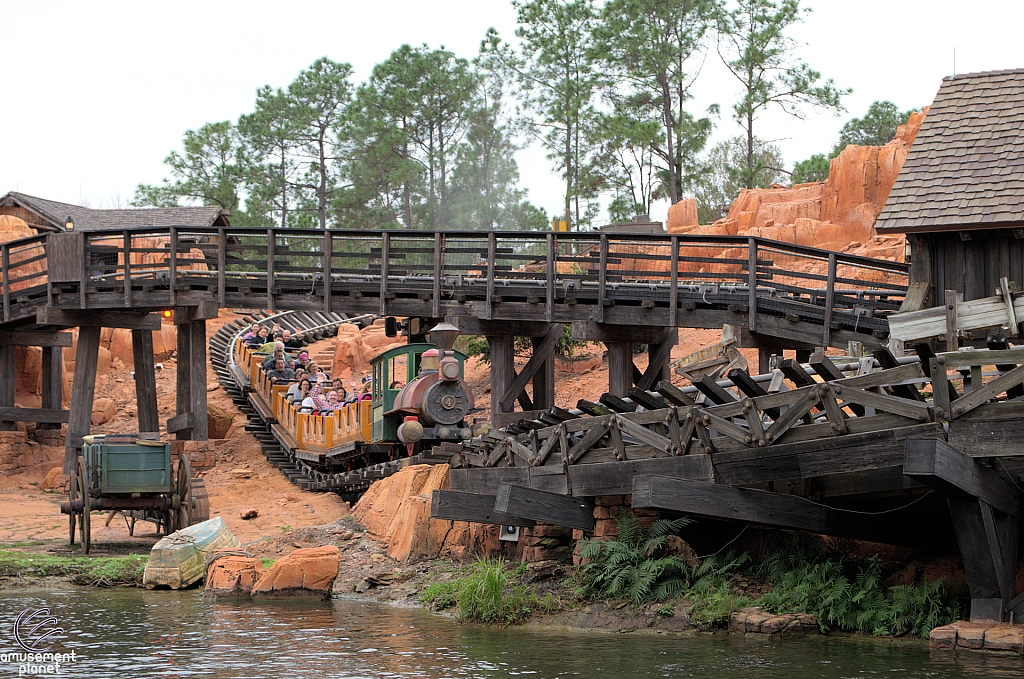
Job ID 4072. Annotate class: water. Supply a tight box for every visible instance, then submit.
[0,588,1021,679]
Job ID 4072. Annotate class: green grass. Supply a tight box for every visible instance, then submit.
[420,558,559,625]
[260,558,276,569]
[0,550,149,587]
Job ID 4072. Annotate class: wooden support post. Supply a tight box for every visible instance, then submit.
[38,345,63,430]
[168,227,177,307]
[606,341,633,397]
[494,483,595,531]
[823,253,837,347]
[322,229,333,313]
[531,330,557,411]
[748,237,758,332]
[0,344,14,430]
[488,334,516,417]
[546,232,555,322]
[795,349,811,364]
[431,490,536,526]
[597,234,608,323]
[1,243,9,322]
[637,328,677,391]
[216,227,226,308]
[432,232,442,319]
[669,235,679,327]
[65,326,100,472]
[79,234,88,310]
[758,348,772,375]
[379,231,390,315]
[122,230,132,308]
[485,232,496,320]
[189,320,208,440]
[498,324,560,412]
[266,229,275,312]
[945,289,959,352]
[131,329,160,434]
[904,438,1020,621]
[175,321,192,440]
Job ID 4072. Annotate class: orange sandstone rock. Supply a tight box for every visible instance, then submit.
[251,545,340,598]
[204,552,266,597]
[91,397,117,426]
[666,197,699,233]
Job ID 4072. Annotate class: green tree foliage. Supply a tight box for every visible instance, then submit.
[286,58,355,229]
[593,0,719,206]
[693,136,786,223]
[831,100,916,157]
[790,153,830,184]
[717,0,849,188]
[237,86,302,228]
[487,0,601,229]
[133,121,243,214]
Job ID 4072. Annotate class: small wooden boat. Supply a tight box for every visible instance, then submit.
[143,517,239,589]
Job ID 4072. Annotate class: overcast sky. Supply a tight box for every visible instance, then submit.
[3,0,1021,224]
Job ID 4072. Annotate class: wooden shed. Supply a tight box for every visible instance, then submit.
[876,69,1024,308]
[0,191,230,233]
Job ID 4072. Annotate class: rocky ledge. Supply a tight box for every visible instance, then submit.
[930,621,1024,653]
[729,608,818,636]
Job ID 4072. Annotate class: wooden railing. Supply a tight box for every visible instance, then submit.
[0,234,48,323]
[3,227,908,346]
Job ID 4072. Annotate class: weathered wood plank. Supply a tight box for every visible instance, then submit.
[430,490,536,526]
[903,438,1020,518]
[494,484,595,530]
[567,455,714,496]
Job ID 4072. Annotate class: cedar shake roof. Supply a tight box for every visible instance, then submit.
[875,68,1024,234]
[0,191,229,232]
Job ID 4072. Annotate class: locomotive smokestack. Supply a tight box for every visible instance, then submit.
[427,322,460,352]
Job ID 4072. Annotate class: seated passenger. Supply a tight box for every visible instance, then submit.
[290,378,312,404]
[324,390,345,412]
[306,361,327,385]
[242,323,261,342]
[246,326,269,348]
[263,347,286,372]
[282,328,304,351]
[266,358,295,384]
[294,352,311,371]
[287,370,309,399]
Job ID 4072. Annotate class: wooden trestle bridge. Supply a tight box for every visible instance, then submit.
[2,226,1022,621]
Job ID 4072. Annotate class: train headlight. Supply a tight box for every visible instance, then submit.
[441,362,460,379]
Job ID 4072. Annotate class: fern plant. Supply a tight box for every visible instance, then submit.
[577,512,696,605]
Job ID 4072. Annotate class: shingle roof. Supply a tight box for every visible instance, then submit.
[875,68,1024,234]
[1,191,229,232]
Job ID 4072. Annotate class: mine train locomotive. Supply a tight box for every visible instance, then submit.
[371,322,477,454]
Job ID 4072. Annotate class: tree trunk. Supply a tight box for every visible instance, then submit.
[746,110,755,189]
[279,150,287,229]
[660,75,677,204]
[318,126,328,229]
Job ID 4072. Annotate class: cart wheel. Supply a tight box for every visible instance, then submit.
[189,478,210,524]
[163,508,176,536]
[177,456,192,530]
[68,461,77,546]
[77,457,90,555]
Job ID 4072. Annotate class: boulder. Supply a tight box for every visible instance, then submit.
[207,403,235,439]
[929,624,958,649]
[41,466,65,490]
[91,397,117,426]
[666,197,699,233]
[251,546,340,598]
[204,551,266,597]
[984,624,1024,652]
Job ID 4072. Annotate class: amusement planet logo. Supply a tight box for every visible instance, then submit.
[1,608,77,676]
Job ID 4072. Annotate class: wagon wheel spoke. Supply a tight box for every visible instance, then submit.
[78,457,90,555]
[177,456,192,530]
[68,461,77,546]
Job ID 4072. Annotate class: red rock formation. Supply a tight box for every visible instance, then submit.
[666,109,928,261]
[331,319,407,382]
[251,545,340,598]
[204,551,266,597]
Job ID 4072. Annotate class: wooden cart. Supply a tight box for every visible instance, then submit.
[61,434,209,553]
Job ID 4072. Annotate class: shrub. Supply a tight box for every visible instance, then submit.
[420,558,557,625]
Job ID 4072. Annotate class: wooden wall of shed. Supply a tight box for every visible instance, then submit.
[910,229,1024,307]
[0,205,51,230]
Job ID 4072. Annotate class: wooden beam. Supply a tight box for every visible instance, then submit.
[494,484,595,531]
[172,301,219,322]
[0,407,69,424]
[947,496,1019,622]
[65,325,100,473]
[903,439,1020,518]
[571,322,678,344]
[189,320,209,440]
[944,289,959,351]
[166,412,195,435]
[606,341,633,397]
[0,345,16,430]
[499,324,562,412]
[132,329,160,434]
[531,331,556,411]
[430,490,536,526]
[458,317,559,337]
[748,237,758,332]
[567,455,714,496]
[0,331,73,347]
[36,307,161,330]
[39,345,63,430]
[636,328,677,391]
[175,322,192,440]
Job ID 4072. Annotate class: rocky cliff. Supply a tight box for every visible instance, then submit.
[667,109,928,261]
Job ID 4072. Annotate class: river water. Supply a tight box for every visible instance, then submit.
[0,588,1021,679]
